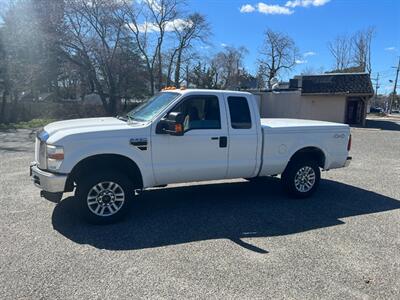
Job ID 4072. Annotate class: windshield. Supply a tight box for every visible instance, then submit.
[127,92,180,122]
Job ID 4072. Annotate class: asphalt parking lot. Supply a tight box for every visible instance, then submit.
[1,117,399,299]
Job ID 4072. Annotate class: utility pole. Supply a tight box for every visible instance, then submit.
[389,57,400,114]
[372,73,380,107]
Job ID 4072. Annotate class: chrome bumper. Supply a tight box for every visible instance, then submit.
[344,156,352,167]
[30,162,67,193]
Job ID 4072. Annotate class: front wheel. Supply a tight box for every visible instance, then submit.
[75,171,135,224]
[281,159,321,198]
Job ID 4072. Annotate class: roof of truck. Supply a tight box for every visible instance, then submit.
[161,88,252,96]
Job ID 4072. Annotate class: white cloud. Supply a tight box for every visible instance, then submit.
[240,4,256,13]
[136,18,192,33]
[221,43,228,47]
[239,2,294,15]
[304,51,316,57]
[285,0,331,8]
[296,59,307,64]
[239,1,329,16]
[385,47,397,51]
[257,2,294,15]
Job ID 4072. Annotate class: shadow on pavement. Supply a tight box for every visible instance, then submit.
[357,119,400,131]
[52,178,400,253]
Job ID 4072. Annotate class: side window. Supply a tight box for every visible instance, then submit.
[227,96,252,129]
[172,95,221,131]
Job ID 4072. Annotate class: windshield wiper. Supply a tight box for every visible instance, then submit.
[127,115,146,122]
[116,115,128,122]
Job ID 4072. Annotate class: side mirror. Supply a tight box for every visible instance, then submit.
[156,112,185,136]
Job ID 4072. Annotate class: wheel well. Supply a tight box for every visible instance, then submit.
[65,154,143,192]
[288,147,326,169]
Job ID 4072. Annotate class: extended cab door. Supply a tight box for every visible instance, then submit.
[225,95,260,178]
[151,93,229,185]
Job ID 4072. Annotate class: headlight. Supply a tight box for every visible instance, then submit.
[46,145,64,171]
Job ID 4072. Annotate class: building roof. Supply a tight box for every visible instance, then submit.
[297,73,374,96]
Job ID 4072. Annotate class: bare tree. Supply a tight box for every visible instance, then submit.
[165,13,210,87]
[328,34,352,71]
[60,0,133,115]
[213,46,248,89]
[0,28,8,123]
[0,0,45,122]
[258,29,299,88]
[301,66,325,75]
[122,0,181,94]
[328,27,375,74]
[352,27,375,74]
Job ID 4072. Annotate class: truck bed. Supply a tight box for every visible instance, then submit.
[259,118,350,176]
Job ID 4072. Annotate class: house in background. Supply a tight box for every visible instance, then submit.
[252,73,374,126]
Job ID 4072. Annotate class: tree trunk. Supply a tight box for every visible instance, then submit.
[174,49,183,88]
[166,51,177,87]
[166,63,173,87]
[0,89,8,124]
[149,72,155,95]
[10,91,19,123]
[157,50,163,91]
[108,94,118,116]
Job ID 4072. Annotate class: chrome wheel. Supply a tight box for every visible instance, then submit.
[294,166,316,193]
[86,181,125,217]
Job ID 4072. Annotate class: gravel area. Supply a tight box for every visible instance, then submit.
[0,118,399,299]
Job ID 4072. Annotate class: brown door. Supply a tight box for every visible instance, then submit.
[346,98,363,124]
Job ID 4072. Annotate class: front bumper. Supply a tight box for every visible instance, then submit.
[30,162,67,193]
[344,156,352,167]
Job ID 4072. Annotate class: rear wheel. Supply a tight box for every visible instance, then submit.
[75,171,135,224]
[282,158,320,198]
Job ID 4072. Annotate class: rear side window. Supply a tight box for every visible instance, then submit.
[227,96,252,129]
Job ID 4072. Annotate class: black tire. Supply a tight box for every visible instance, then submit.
[75,170,135,224]
[281,158,321,198]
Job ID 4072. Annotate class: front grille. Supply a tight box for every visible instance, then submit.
[35,137,47,169]
[32,175,40,185]
[36,130,49,170]
[35,138,40,162]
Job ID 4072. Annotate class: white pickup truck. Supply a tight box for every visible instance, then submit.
[30,89,352,223]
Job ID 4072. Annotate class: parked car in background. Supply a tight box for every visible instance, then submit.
[30,89,352,224]
[369,107,383,113]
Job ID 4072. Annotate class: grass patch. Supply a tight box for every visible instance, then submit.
[0,118,56,130]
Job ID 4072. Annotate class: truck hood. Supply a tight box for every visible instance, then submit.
[43,117,147,144]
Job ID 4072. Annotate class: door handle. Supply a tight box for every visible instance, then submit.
[219,136,227,148]
[210,136,227,147]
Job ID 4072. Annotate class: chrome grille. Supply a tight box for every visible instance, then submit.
[38,140,47,169]
[35,130,49,170]
[35,138,40,162]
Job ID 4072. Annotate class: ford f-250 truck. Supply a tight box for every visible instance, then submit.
[30,89,352,223]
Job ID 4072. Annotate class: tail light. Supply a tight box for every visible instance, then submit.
[347,134,352,151]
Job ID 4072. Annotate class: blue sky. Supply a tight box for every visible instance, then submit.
[188,0,400,94]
